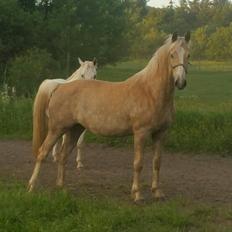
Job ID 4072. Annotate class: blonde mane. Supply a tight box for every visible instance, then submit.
[144,35,190,79]
[144,37,171,79]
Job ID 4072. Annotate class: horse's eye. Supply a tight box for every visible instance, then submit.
[81,74,84,78]
[188,54,190,58]
[171,54,174,59]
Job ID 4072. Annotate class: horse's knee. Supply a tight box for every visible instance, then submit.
[77,139,84,148]
[134,160,143,172]
[77,144,82,149]
[154,157,161,170]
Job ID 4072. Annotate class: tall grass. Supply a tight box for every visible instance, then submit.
[0,181,231,232]
[166,109,232,154]
[0,98,32,139]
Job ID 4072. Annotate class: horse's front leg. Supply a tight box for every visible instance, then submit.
[151,134,165,200]
[76,130,86,169]
[131,131,146,202]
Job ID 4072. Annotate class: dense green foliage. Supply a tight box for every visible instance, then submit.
[132,0,232,59]
[8,48,59,96]
[0,0,232,96]
[0,181,231,232]
[0,61,231,155]
[0,0,130,95]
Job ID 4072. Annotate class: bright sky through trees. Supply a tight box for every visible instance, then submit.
[147,0,179,8]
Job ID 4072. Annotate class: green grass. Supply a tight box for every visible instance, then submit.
[0,98,32,139]
[0,181,231,232]
[0,60,232,154]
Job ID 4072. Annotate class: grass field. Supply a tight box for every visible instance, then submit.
[0,181,231,232]
[0,60,232,154]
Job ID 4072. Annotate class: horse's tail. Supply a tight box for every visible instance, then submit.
[32,81,58,157]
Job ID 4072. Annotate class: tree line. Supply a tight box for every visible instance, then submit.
[0,0,232,96]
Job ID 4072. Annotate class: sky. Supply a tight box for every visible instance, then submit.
[147,0,179,8]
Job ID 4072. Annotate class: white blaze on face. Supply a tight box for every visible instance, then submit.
[173,47,185,84]
[80,62,97,80]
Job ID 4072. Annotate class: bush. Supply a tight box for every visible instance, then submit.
[7,48,60,97]
[0,98,32,139]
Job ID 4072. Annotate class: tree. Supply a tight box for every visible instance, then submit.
[206,24,232,60]
[191,26,209,59]
[8,48,59,96]
[0,0,41,83]
[18,0,36,11]
[129,8,166,57]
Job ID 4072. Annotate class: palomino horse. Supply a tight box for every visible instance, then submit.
[28,32,191,202]
[33,58,97,169]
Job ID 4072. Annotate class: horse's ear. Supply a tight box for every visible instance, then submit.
[93,57,97,66]
[172,32,178,42]
[185,31,191,42]
[78,57,84,65]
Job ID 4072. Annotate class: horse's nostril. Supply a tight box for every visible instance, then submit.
[179,80,187,89]
[175,79,187,89]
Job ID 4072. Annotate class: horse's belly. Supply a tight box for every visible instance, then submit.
[79,115,132,136]
[90,125,132,136]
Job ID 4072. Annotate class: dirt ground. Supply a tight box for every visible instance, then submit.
[0,140,232,204]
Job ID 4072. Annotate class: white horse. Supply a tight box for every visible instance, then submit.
[35,58,97,168]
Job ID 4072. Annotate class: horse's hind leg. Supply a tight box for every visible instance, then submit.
[56,125,85,187]
[76,130,86,169]
[52,136,64,162]
[28,129,62,192]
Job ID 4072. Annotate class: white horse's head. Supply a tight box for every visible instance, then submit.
[78,57,97,80]
[169,32,191,90]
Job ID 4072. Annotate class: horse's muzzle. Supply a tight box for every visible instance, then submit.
[175,79,187,90]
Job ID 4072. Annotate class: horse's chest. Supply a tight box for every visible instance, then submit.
[157,108,174,128]
[146,107,174,131]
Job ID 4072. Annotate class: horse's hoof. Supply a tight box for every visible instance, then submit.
[76,162,84,169]
[152,189,165,201]
[56,180,64,188]
[134,196,145,205]
[27,183,33,192]
[131,191,144,203]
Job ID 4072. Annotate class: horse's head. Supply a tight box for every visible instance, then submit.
[169,32,191,90]
[78,57,97,80]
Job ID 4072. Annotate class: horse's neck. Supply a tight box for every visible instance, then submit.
[145,53,175,108]
[67,68,82,81]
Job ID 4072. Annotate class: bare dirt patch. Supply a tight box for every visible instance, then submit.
[0,140,232,204]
